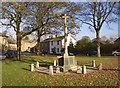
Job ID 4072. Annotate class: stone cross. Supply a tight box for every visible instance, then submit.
[62,14,69,56]
[62,14,69,35]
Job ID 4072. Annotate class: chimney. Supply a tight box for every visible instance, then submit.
[55,35,58,38]
[49,35,53,39]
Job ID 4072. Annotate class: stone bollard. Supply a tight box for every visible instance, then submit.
[92,60,96,67]
[49,66,53,75]
[54,60,57,66]
[77,66,82,73]
[98,63,102,70]
[36,61,39,68]
[82,65,87,74]
[31,64,34,72]
[56,67,60,73]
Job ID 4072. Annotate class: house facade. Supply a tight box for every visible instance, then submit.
[21,40,37,52]
[7,37,17,50]
[0,33,9,51]
[0,32,37,52]
[40,34,76,54]
[8,44,17,50]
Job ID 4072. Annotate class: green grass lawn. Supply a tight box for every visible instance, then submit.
[2,55,120,86]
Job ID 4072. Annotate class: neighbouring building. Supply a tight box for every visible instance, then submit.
[21,40,37,52]
[8,43,17,50]
[7,37,17,50]
[114,37,120,49]
[7,39,37,52]
[40,34,76,54]
[0,33,9,51]
[0,32,37,52]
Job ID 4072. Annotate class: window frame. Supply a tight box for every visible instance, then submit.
[57,48,59,53]
[51,41,53,46]
[57,40,59,45]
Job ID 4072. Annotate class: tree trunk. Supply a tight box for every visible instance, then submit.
[96,30,101,57]
[36,30,41,55]
[16,32,21,61]
[16,33,19,60]
[18,37,21,60]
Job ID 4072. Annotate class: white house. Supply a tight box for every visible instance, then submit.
[40,34,76,54]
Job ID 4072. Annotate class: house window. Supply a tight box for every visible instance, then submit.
[57,41,59,45]
[57,48,59,52]
[51,41,53,46]
[52,47,56,54]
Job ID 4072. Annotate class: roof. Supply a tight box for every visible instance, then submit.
[41,36,65,42]
[0,32,8,37]
[22,39,36,43]
[7,38,16,44]
[114,37,120,43]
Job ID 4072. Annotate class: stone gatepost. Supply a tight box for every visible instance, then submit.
[98,63,102,70]
[36,61,39,68]
[31,64,34,72]
[92,60,96,67]
[82,65,87,74]
[54,60,57,66]
[49,66,53,75]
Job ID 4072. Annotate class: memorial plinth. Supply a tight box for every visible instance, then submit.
[57,55,77,72]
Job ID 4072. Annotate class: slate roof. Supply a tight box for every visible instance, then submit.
[41,36,65,42]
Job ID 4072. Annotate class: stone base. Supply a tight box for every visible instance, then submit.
[33,65,99,75]
[57,55,77,72]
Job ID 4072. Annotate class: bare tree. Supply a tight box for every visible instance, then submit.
[76,2,118,57]
[1,2,38,60]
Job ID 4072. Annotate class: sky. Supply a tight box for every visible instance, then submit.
[75,22,118,40]
[0,1,119,41]
[0,21,118,41]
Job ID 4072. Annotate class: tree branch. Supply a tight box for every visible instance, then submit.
[99,2,116,29]
[22,27,38,38]
[93,2,97,30]
[76,17,94,28]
